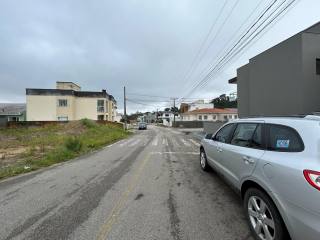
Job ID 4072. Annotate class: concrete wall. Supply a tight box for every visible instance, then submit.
[56,95,76,120]
[27,95,112,121]
[27,95,57,121]
[248,34,303,117]
[172,121,204,128]
[301,33,320,113]
[203,121,225,134]
[237,64,250,118]
[74,97,102,120]
[56,82,81,91]
[0,116,7,127]
[237,23,320,117]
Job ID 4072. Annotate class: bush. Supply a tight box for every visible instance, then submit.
[64,137,82,152]
[80,118,97,128]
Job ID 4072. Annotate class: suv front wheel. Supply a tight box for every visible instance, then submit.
[200,149,210,171]
[244,188,287,240]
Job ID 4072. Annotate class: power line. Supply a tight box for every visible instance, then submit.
[126,98,169,108]
[126,92,172,99]
[186,0,266,91]
[182,0,280,98]
[197,0,294,91]
[184,0,296,97]
[177,0,230,93]
[180,0,241,96]
[127,98,172,103]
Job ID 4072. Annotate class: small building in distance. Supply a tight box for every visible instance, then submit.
[179,100,214,113]
[0,103,26,127]
[229,21,320,118]
[26,81,117,121]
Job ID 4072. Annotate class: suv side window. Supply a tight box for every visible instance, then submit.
[266,124,304,152]
[214,123,236,143]
[231,123,257,148]
[251,124,263,149]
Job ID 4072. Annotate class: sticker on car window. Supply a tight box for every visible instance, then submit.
[276,139,290,148]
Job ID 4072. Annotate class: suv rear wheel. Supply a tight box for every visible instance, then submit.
[244,188,287,240]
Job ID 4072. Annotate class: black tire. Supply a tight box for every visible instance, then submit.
[244,188,288,240]
[200,149,210,172]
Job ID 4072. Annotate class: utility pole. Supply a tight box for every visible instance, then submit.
[172,97,177,127]
[123,86,127,130]
[156,108,159,123]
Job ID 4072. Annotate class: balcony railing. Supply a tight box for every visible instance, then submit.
[97,106,105,113]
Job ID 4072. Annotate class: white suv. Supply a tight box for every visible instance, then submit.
[200,116,320,240]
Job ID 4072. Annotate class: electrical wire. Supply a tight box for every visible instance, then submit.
[183,0,296,97]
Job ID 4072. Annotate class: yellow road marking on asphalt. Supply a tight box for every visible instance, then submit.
[96,153,151,240]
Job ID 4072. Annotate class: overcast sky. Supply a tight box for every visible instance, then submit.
[0,0,319,113]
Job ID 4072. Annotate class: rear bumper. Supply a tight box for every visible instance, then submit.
[277,194,320,240]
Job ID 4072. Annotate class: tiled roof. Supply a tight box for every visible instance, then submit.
[183,108,237,114]
[0,103,26,115]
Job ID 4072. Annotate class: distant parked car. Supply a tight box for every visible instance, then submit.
[138,122,147,130]
[200,116,320,240]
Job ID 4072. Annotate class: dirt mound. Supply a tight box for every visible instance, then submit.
[62,121,87,135]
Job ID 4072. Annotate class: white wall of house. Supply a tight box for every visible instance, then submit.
[27,95,115,121]
[27,95,57,121]
[181,113,238,122]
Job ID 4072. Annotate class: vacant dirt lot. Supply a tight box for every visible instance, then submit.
[0,120,129,179]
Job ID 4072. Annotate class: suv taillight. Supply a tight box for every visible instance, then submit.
[303,170,320,191]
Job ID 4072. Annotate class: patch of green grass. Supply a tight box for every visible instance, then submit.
[0,121,130,180]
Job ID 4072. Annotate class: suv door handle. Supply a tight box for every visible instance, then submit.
[242,156,255,164]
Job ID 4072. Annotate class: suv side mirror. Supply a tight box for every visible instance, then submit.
[205,133,213,140]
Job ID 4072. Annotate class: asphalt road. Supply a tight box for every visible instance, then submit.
[0,125,253,240]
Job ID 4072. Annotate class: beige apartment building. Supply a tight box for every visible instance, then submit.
[26,82,117,121]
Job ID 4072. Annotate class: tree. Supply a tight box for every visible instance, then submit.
[211,94,237,108]
[171,107,179,113]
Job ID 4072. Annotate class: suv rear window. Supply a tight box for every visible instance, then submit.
[266,124,304,152]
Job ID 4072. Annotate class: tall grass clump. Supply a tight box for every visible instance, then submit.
[64,137,83,153]
[80,118,97,128]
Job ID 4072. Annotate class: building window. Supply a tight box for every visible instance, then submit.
[213,115,216,120]
[204,115,208,120]
[317,58,320,75]
[229,115,232,119]
[198,115,202,120]
[57,116,68,121]
[58,99,68,107]
[97,115,104,120]
[97,100,105,112]
[224,115,228,120]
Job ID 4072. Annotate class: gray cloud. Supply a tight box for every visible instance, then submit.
[0,0,319,112]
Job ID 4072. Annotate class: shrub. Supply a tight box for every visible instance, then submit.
[80,118,97,128]
[64,137,82,153]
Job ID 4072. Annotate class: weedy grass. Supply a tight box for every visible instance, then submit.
[0,120,130,180]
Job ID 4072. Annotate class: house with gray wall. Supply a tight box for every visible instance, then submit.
[229,21,320,118]
[0,103,26,127]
